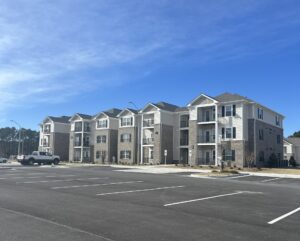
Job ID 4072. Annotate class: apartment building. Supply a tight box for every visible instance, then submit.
[93,108,121,164]
[117,108,141,164]
[69,113,93,162]
[140,102,179,164]
[186,93,284,167]
[39,116,70,161]
[284,138,300,165]
[40,92,284,168]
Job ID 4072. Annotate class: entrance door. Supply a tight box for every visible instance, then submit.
[205,110,210,122]
[205,131,210,143]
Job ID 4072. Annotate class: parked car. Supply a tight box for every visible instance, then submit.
[0,157,8,163]
[17,151,60,165]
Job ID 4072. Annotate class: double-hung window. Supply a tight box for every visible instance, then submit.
[222,105,236,117]
[222,127,236,139]
[97,119,108,128]
[258,108,264,120]
[97,135,106,143]
[259,129,264,140]
[121,117,133,127]
[120,150,131,159]
[120,133,131,142]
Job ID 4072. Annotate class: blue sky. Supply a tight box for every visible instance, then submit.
[0,0,299,136]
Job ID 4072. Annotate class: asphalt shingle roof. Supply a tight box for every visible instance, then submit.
[103,108,122,117]
[286,137,300,146]
[153,102,179,112]
[214,92,254,103]
[48,116,71,123]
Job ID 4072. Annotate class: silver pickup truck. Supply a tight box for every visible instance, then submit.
[17,151,60,165]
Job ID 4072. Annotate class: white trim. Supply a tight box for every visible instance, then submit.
[187,94,218,107]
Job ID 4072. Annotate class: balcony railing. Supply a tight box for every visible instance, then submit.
[197,157,215,165]
[180,120,189,128]
[84,127,90,132]
[143,138,154,145]
[42,141,50,147]
[143,119,154,127]
[197,135,216,143]
[180,138,189,146]
[197,115,216,123]
[75,127,82,132]
[43,128,51,134]
[74,141,82,147]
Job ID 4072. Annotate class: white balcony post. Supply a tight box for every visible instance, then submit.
[215,104,219,166]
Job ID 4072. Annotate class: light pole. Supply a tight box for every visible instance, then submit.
[10,120,22,156]
[128,101,139,110]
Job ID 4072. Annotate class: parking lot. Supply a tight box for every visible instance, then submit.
[0,166,299,241]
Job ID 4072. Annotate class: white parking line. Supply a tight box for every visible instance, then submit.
[17,177,108,184]
[52,181,144,190]
[96,186,184,196]
[261,177,282,183]
[268,207,300,224]
[164,191,263,207]
[224,174,251,179]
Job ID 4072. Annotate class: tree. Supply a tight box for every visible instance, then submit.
[290,131,300,138]
[289,156,297,168]
[268,153,278,168]
[0,127,39,157]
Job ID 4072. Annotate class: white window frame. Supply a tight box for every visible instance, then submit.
[120,133,131,142]
[225,105,232,117]
[120,150,131,159]
[97,119,109,129]
[120,116,134,127]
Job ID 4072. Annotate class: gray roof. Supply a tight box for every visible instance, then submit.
[126,108,139,114]
[48,116,70,123]
[103,108,122,118]
[214,92,254,103]
[286,137,300,146]
[76,113,93,120]
[175,107,189,112]
[153,102,179,112]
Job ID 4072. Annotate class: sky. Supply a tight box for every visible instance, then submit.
[0,0,299,136]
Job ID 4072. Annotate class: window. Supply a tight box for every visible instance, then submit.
[96,150,106,159]
[120,133,131,142]
[120,150,131,159]
[222,149,235,161]
[97,119,108,128]
[284,146,287,154]
[277,135,281,144]
[225,105,232,117]
[97,135,106,143]
[226,128,232,138]
[275,115,280,126]
[121,117,133,127]
[258,108,264,120]
[222,105,236,117]
[222,127,236,139]
[259,129,264,141]
[74,122,82,132]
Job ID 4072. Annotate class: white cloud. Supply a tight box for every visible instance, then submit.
[0,0,299,121]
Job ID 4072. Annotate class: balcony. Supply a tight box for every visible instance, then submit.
[180,138,189,146]
[75,126,82,132]
[83,141,90,147]
[74,141,82,147]
[42,141,50,147]
[143,119,154,127]
[197,134,216,144]
[197,115,216,123]
[180,120,189,128]
[83,126,90,132]
[143,138,154,145]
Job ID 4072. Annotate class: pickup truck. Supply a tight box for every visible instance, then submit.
[17,151,60,165]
